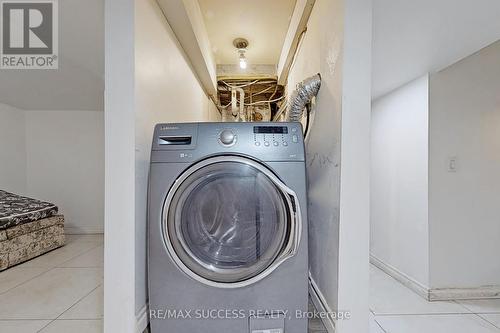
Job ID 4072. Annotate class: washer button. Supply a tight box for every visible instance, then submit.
[219,129,236,146]
[283,141,288,146]
[273,141,279,146]
[255,142,261,146]
[264,141,270,147]
[292,135,298,143]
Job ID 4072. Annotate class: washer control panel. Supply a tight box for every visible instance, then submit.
[216,125,302,149]
[152,122,304,162]
[252,125,300,148]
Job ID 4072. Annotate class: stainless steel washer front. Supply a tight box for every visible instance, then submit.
[162,155,302,288]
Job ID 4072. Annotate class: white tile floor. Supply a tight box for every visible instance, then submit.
[370,264,500,333]
[0,234,103,333]
[2,237,498,333]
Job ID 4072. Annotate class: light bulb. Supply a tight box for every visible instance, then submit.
[239,57,247,69]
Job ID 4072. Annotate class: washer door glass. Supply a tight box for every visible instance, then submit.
[165,160,290,284]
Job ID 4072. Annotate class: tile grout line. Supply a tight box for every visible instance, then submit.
[472,312,500,330]
[374,318,388,333]
[37,239,103,331]
[0,237,103,330]
[451,299,478,315]
[0,267,53,296]
[36,283,102,333]
[54,242,103,268]
[0,239,103,296]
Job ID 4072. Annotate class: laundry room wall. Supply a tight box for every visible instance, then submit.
[370,75,430,289]
[285,0,372,331]
[286,0,341,326]
[0,103,27,195]
[428,40,500,290]
[134,0,220,321]
[24,110,105,234]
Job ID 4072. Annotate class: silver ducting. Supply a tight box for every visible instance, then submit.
[286,73,321,122]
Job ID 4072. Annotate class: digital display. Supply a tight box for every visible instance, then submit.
[253,126,288,134]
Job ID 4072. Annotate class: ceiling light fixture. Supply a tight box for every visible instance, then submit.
[233,38,249,70]
[239,50,247,69]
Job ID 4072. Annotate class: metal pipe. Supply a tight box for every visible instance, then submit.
[235,88,245,121]
[231,89,238,120]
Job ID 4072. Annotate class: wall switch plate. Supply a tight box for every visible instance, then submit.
[447,156,458,172]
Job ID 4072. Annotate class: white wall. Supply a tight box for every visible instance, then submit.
[0,103,26,195]
[0,104,104,234]
[371,41,500,295]
[429,41,500,289]
[24,110,104,234]
[104,0,136,332]
[134,0,220,317]
[335,0,371,331]
[286,0,372,331]
[105,0,219,330]
[371,75,430,287]
[287,0,341,322]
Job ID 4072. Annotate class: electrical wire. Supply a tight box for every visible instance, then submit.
[303,103,311,138]
[267,84,279,115]
[272,100,288,121]
[219,80,277,90]
[244,96,285,106]
[244,85,274,99]
[221,80,259,89]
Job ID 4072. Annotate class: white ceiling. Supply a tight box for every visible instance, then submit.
[373,0,500,99]
[0,0,104,111]
[198,0,296,66]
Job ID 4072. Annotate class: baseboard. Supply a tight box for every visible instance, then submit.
[429,286,500,301]
[309,274,336,333]
[370,254,500,301]
[65,226,104,234]
[136,304,149,333]
[370,253,430,300]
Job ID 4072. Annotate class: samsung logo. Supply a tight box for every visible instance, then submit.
[161,126,179,131]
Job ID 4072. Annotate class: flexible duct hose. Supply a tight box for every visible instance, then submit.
[286,73,321,122]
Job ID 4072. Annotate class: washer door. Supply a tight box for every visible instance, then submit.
[163,156,301,288]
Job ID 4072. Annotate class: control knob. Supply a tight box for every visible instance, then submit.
[219,129,236,146]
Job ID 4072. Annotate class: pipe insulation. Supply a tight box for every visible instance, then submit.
[286,73,321,122]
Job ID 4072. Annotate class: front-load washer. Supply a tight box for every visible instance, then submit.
[148,122,308,333]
